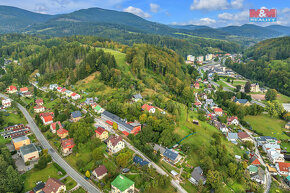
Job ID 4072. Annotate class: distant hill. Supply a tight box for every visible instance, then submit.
[0,5,54,33]
[265,25,290,35]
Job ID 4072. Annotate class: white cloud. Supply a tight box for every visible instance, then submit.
[123,6,151,18]
[200,17,216,25]
[231,0,243,9]
[150,3,160,13]
[218,10,249,26]
[281,7,290,13]
[218,12,233,20]
[190,0,228,11]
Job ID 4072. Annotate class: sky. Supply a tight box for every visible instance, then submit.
[1,0,290,27]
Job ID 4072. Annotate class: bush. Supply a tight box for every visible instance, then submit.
[25,161,30,166]
[53,162,67,175]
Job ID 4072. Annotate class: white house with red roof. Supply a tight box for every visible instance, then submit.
[20,87,28,94]
[227,116,239,125]
[7,85,17,94]
[275,162,290,176]
[34,105,45,113]
[2,98,12,108]
[61,138,75,155]
[57,87,62,92]
[60,88,67,94]
[50,121,62,134]
[92,165,107,180]
[194,102,202,108]
[238,132,252,142]
[57,128,69,139]
[41,115,53,125]
[141,104,155,113]
[194,82,200,89]
[35,99,44,105]
[71,92,81,100]
[214,108,223,116]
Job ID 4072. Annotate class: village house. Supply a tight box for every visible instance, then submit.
[34,105,45,113]
[285,122,290,129]
[132,93,143,102]
[71,92,81,100]
[133,156,150,167]
[194,82,200,89]
[275,162,290,176]
[85,97,94,105]
[102,111,141,136]
[71,111,82,122]
[35,99,44,106]
[20,87,28,94]
[267,150,284,163]
[248,165,258,174]
[50,121,62,134]
[57,128,69,139]
[227,116,239,125]
[189,166,206,185]
[141,104,156,114]
[213,121,228,133]
[94,105,105,114]
[40,114,53,125]
[61,138,75,155]
[227,132,238,144]
[263,144,281,152]
[19,143,39,162]
[111,174,135,193]
[49,84,58,90]
[92,165,108,180]
[163,149,182,165]
[57,87,62,92]
[2,98,12,108]
[256,136,278,146]
[250,154,261,165]
[234,98,251,106]
[7,85,17,94]
[214,108,223,116]
[205,99,213,106]
[95,127,109,141]
[107,135,125,154]
[250,167,265,184]
[42,178,66,193]
[238,132,252,142]
[65,90,73,97]
[60,88,67,94]
[24,91,33,98]
[153,144,166,155]
[32,181,45,193]
[250,83,260,93]
[12,135,31,150]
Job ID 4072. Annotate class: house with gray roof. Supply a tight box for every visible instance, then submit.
[250,167,265,184]
[153,144,166,155]
[227,132,238,144]
[101,111,134,134]
[19,143,39,162]
[132,94,143,102]
[163,149,182,165]
[189,166,206,185]
[256,136,278,146]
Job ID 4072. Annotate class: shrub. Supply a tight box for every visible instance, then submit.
[53,162,67,175]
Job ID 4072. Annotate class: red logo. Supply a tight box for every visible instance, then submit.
[249,9,277,22]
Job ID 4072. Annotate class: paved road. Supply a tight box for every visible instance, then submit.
[0,93,101,193]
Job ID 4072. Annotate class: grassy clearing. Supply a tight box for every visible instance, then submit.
[22,163,65,192]
[277,93,290,103]
[61,176,77,191]
[232,80,247,86]
[2,109,27,126]
[71,187,87,193]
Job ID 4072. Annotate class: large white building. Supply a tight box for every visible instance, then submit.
[187,55,195,62]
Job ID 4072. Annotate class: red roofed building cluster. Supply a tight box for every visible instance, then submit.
[50,121,62,134]
[141,104,156,113]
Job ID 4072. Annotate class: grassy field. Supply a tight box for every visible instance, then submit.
[72,187,87,193]
[2,109,27,127]
[22,163,65,192]
[232,80,247,86]
[277,93,290,103]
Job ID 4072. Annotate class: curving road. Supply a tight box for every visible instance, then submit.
[0,93,101,193]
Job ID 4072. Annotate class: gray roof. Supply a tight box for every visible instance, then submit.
[20,143,38,155]
[153,144,166,155]
[250,167,265,181]
[102,111,134,132]
[71,111,82,118]
[257,136,277,141]
[228,133,238,140]
[163,149,178,161]
[133,94,142,99]
[85,98,94,104]
[234,98,249,104]
[12,135,29,143]
[191,166,206,183]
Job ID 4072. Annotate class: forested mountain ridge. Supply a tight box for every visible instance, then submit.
[225,37,290,96]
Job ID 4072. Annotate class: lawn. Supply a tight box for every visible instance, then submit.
[61,176,77,191]
[245,115,289,149]
[71,187,87,193]
[277,93,290,103]
[232,80,247,86]
[2,109,27,127]
[22,163,65,192]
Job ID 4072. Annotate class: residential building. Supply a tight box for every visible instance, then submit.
[34,105,45,113]
[250,155,261,165]
[205,99,213,106]
[92,165,107,180]
[107,135,125,154]
[214,121,228,133]
[85,97,94,105]
[214,108,223,116]
[153,144,166,155]
[71,93,81,100]
[227,116,239,125]
[256,136,278,146]
[94,105,105,114]
[35,99,44,105]
[187,55,195,62]
[7,85,17,94]
[41,115,53,125]
[263,144,281,153]
[71,111,82,122]
[248,165,258,174]
[141,104,156,113]
[61,138,75,155]
[101,111,141,135]
[20,87,28,93]
[50,121,62,134]
[250,83,260,92]
[12,135,31,150]
[95,127,109,141]
[133,156,149,166]
[275,162,290,176]
[33,182,45,193]
[57,128,69,139]
[24,91,33,98]
[227,132,238,144]
[238,132,252,142]
[267,150,284,163]
[194,82,200,89]
[205,54,213,61]
[132,93,143,102]
[49,84,58,90]
[189,166,206,185]
[163,149,182,165]
[19,143,39,162]
[2,98,12,108]
[250,167,265,184]
[196,56,204,63]
[234,98,251,106]
[42,178,66,193]
[111,174,135,193]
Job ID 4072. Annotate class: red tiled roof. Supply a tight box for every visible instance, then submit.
[35,99,43,104]
[108,135,123,147]
[42,178,64,193]
[61,88,66,92]
[106,120,113,126]
[57,87,62,90]
[40,112,54,117]
[95,127,106,135]
[57,128,68,135]
[51,121,62,130]
[61,138,75,149]
[238,132,250,139]
[94,165,107,177]
[20,87,28,92]
[194,102,201,106]
[42,115,53,122]
[227,116,238,122]
[214,108,223,112]
[8,85,17,90]
[122,131,129,136]
[71,92,77,96]
[142,104,154,111]
[277,162,290,172]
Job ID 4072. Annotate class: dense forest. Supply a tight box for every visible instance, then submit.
[225,37,290,96]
